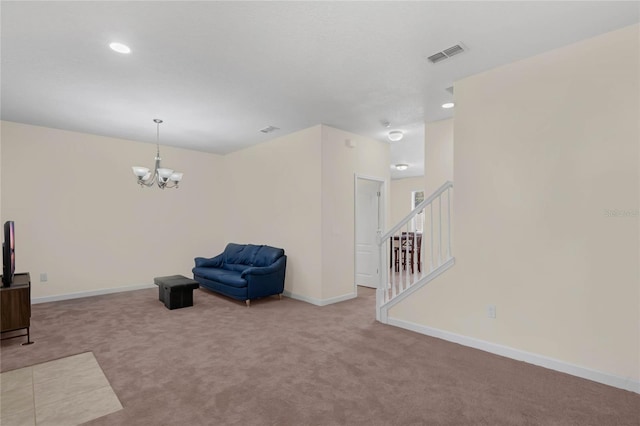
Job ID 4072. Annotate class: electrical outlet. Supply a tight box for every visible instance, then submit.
[487,305,496,319]
[40,273,48,282]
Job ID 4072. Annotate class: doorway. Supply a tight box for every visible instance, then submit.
[354,175,384,291]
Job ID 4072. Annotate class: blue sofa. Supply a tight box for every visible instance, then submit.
[192,243,286,306]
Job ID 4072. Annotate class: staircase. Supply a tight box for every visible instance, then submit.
[377,181,455,323]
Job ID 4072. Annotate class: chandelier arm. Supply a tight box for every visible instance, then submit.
[138,177,157,187]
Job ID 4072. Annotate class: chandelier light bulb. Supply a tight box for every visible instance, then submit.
[157,168,174,179]
[132,166,149,177]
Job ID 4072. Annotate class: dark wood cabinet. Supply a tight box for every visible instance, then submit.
[0,272,33,344]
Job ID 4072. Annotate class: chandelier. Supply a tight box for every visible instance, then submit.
[131,119,183,189]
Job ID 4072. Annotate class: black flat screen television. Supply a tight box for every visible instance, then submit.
[2,221,15,287]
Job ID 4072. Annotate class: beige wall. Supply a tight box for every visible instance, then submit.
[223,126,323,300]
[391,24,640,382]
[321,126,390,300]
[221,124,390,303]
[1,121,225,298]
[390,177,424,226]
[424,119,453,195]
[1,122,389,305]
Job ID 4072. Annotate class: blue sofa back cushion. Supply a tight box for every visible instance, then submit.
[224,243,258,266]
[254,245,285,267]
[223,243,284,268]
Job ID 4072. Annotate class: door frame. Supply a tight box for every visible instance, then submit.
[354,174,386,295]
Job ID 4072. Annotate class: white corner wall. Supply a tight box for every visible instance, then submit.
[1,121,225,299]
[321,125,390,302]
[390,177,424,225]
[223,126,324,302]
[390,24,640,389]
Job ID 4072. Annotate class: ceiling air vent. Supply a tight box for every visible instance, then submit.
[427,52,448,64]
[443,45,464,58]
[260,125,280,134]
[427,43,466,64]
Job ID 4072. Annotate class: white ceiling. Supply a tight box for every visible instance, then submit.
[2,1,638,179]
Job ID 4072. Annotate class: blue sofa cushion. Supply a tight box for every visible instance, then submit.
[223,243,259,266]
[221,243,284,268]
[254,246,285,267]
[192,267,247,288]
[224,263,248,273]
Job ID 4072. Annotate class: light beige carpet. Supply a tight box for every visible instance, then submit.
[1,286,638,425]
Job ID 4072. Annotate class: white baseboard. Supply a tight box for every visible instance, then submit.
[32,284,156,304]
[283,290,356,306]
[387,316,640,394]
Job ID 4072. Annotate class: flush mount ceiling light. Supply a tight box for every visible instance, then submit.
[442,102,455,109]
[131,119,183,189]
[259,125,280,134]
[109,42,131,54]
[388,130,404,142]
[395,164,409,171]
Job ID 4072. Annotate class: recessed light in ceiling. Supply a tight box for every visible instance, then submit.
[388,130,404,142]
[395,164,409,171]
[109,42,131,54]
[442,102,455,109]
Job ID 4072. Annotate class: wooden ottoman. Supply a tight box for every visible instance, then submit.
[154,275,200,310]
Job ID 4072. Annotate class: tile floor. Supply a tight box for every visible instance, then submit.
[0,352,122,425]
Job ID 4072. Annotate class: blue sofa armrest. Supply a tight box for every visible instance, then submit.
[194,254,224,268]
[242,256,287,300]
[240,257,285,278]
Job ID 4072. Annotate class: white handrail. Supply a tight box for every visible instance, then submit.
[379,181,453,242]
[376,181,454,319]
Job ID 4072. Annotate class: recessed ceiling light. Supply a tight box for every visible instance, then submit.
[442,102,455,109]
[109,42,131,54]
[388,130,404,142]
[395,164,409,171]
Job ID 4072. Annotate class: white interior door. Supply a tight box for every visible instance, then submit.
[355,179,381,288]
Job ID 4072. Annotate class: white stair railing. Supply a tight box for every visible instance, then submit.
[377,181,455,322]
